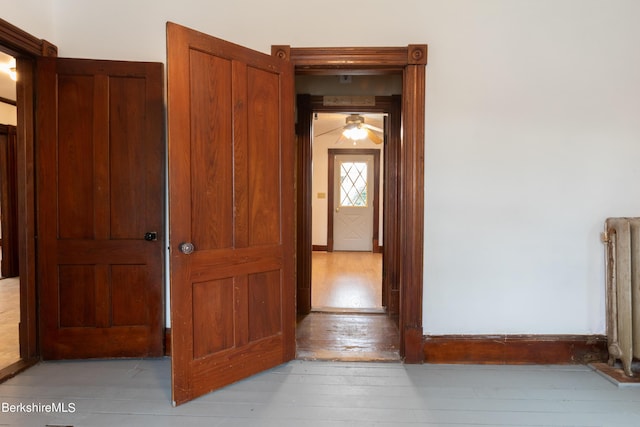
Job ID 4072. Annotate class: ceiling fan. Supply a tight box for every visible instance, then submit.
[314,114,383,144]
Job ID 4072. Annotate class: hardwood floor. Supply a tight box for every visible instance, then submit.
[0,277,19,368]
[311,251,382,311]
[1,359,639,426]
[297,313,400,361]
[297,251,399,361]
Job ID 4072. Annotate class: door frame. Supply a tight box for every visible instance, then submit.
[0,17,58,379]
[272,45,427,362]
[327,148,380,253]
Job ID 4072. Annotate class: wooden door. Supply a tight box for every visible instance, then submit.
[333,154,374,251]
[167,23,295,405]
[36,58,165,359]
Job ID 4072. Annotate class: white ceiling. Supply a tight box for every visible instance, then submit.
[0,51,16,101]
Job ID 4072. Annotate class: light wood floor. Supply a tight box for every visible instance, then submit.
[297,252,399,361]
[0,277,20,368]
[1,358,639,426]
[311,251,382,311]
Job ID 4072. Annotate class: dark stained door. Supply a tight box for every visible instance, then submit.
[37,58,165,359]
[166,22,295,405]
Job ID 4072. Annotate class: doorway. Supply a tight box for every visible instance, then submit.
[280,43,427,362]
[329,149,380,253]
[0,18,48,380]
[314,127,383,312]
[297,104,399,360]
[0,51,19,369]
[298,109,399,360]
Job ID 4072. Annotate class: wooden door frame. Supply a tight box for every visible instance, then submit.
[327,148,380,253]
[0,17,58,379]
[272,45,427,362]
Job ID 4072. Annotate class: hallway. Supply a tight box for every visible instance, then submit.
[296,251,400,361]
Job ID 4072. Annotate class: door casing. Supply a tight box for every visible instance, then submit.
[0,18,57,379]
[273,45,427,362]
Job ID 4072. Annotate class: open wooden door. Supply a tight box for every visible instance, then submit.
[167,23,295,405]
[37,58,165,359]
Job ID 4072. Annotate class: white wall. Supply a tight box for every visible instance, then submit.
[3,0,55,43]
[40,0,640,335]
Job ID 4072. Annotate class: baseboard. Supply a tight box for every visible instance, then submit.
[166,329,606,364]
[423,334,608,365]
[312,245,383,252]
[0,358,38,384]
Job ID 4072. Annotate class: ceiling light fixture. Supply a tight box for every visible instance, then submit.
[0,58,17,81]
[342,125,368,141]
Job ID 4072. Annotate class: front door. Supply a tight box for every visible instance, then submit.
[36,58,165,359]
[333,153,375,251]
[167,23,295,406]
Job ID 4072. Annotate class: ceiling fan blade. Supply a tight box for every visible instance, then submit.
[366,128,383,144]
[314,125,343,138]
[362,123,383,133]
[334,133,349,145]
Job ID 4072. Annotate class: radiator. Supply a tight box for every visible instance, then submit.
[604,217,640,377]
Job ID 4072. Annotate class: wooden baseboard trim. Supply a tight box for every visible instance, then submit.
[0,357,39,384]
[423,334,608,365]
[312,245,383,252]
[166,328,606,364]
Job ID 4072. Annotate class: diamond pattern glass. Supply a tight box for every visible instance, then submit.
[340,162,368,207]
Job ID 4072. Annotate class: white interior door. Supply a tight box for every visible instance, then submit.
[333,154,374,251]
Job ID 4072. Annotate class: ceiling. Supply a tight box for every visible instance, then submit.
[0,51,16,101]
[313,112,385,141]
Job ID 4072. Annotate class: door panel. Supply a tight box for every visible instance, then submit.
[167,22,295,406]
[37,58,165,359]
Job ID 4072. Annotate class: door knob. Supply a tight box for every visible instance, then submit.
[144,232,158,241]
[179,242,195,254]
[336,207,340,212]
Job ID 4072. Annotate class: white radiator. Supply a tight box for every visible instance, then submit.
[603,217,640,377]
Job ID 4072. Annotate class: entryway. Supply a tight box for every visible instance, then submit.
[295,108,399,361]
[0,49,22,373]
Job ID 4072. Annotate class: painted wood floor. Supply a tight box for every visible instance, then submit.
[1,358,639,426]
